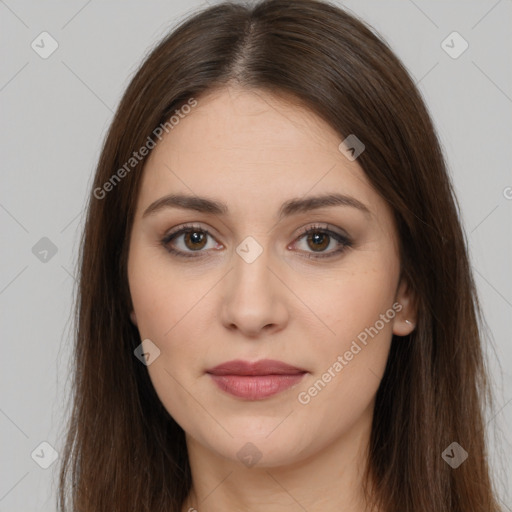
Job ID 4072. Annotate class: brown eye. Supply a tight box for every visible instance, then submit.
[306,231,330,252]
[162,223,351,260]
[183,230,207,251]
[293,225,352,260]
[161,225,221,258]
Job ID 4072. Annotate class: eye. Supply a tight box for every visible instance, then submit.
[291,224,352,259]
[161,223,352,260]
[161,224,222,258]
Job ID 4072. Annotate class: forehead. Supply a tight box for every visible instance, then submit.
[155,86,346,162]
[137,86,379,217]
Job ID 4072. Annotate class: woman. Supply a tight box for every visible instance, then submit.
[58,0,503,510]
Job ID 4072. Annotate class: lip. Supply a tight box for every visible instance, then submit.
[206,359,307,400]
[207,359,307,376]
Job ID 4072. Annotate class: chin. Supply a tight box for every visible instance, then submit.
[207,428,313,469]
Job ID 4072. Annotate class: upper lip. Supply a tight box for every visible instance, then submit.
[206,359,307,376]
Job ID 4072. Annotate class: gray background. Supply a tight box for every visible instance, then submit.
[1,0,511,510]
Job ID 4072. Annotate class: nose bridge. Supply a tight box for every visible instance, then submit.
[235,233,267,270]
[232,233,273,293]
[219,232,288,335]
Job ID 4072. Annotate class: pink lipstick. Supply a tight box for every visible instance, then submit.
[206,359,307,400]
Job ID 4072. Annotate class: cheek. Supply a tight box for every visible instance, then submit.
[297,259,397,404]
[303,260,398,350]
[128,242,205,340]
[127,246,217,392]
[127,252,208,431]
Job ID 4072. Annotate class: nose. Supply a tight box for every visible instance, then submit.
[219,242,289,338]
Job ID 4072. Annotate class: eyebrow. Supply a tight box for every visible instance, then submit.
[142,192,371,220]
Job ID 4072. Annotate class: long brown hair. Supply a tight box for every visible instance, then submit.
[57,1,503,510]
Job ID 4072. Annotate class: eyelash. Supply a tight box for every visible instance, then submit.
[160,223,352,260]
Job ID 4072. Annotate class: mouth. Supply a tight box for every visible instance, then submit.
[206,359,308,400]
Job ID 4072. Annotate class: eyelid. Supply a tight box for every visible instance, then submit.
[163,222,219,240]
[294,222,349,240]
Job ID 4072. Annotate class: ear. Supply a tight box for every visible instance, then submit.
[130,310,138,326]
[392,278,417,337]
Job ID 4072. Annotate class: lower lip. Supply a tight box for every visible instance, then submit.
[208,373,306,400]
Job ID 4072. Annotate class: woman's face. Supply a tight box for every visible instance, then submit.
[127,86,415,468]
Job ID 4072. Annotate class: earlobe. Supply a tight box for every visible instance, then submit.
[392,278,417,337]
[130,310,138,326]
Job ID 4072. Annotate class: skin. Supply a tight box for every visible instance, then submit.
[127,85,416,512]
